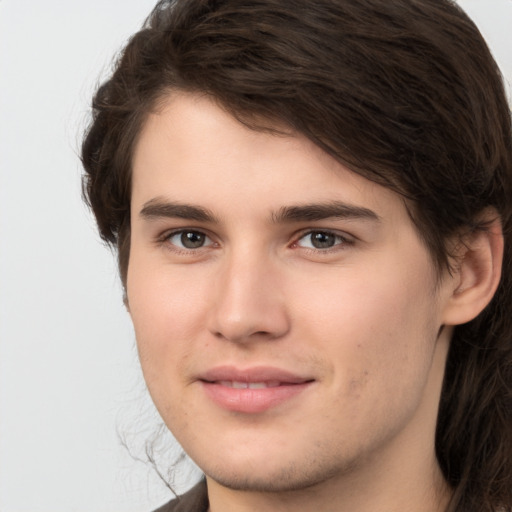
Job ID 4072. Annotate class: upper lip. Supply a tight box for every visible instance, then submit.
[199,365,313,384]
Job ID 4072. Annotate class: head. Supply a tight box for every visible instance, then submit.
[82,0,512,510]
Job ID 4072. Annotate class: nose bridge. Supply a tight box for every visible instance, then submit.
[208,245,289,343]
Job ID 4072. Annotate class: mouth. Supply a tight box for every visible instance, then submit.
[198,366,315,413]
[216,380,282,389]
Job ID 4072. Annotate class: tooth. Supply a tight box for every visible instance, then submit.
[216,380,283,389]
[248,382,267,389]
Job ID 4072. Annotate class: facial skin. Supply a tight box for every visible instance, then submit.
[128,93,458,511]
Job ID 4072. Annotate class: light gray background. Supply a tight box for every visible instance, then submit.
[0,1,511,511]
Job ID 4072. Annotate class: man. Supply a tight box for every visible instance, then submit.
[81,0,512,510]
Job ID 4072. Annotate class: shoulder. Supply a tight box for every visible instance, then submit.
[152,480,209,512]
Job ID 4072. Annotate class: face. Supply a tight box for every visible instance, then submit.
[128,93,454,493]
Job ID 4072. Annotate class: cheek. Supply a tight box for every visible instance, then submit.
[127,265,206,423]
[301,264,433,334]
[126,258,212,376]
[296,261,439,389]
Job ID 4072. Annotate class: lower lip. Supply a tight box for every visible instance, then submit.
[201,381,312,414]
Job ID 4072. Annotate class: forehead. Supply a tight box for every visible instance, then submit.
[131,92,408,225]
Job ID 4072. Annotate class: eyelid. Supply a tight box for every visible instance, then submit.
[292,229,355,250]
[154,226,355,254]
[157,227,217,251]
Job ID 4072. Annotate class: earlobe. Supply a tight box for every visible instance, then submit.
[442,213,503,326]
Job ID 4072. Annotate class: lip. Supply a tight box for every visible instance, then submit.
[198,366,314,414]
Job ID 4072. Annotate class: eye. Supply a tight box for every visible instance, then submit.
[295,230,350,250]
[166,230,214,249]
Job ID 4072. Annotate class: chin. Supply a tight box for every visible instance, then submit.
[202,454,351,493]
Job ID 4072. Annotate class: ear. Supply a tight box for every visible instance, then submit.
[442,212,503,326]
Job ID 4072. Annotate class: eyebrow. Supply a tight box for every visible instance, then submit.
[139,198,380,225]
[271,201,380,223]
[139,198,218,223]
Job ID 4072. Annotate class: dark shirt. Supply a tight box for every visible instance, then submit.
[153,481,209,512]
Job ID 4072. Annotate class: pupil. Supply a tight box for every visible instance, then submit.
[311,232,335,249]
[181,231,205,248]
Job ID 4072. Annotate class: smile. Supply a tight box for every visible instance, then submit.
[217,380,282,389]
[198,366,314,414]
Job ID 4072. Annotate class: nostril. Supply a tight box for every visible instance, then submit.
[212,328,279,343]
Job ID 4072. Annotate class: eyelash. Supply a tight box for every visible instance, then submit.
[158,228,354,256]
[157,229,216,254]
[292,230,354,253]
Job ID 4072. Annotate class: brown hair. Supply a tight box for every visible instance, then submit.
[81,1,512,510]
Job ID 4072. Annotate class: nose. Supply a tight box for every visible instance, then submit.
[206,251,290,344]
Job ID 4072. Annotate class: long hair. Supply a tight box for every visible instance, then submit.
[81,1,512,510]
